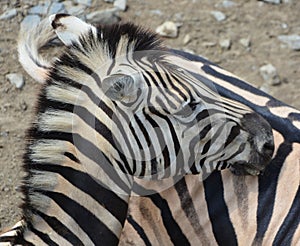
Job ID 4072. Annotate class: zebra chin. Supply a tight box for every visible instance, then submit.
[229,112,274,176]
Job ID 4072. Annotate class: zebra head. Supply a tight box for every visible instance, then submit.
[45,14,273,181]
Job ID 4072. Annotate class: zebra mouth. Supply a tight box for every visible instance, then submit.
[229,162,263,176]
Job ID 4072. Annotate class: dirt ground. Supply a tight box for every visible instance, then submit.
[0,0,300,232]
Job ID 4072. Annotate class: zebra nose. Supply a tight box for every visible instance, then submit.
[242,112,274,169]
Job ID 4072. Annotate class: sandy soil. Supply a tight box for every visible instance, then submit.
[0,0,300,231]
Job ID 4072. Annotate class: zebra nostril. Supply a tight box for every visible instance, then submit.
[262,141,274,157]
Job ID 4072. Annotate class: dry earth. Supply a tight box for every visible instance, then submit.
[0,0,299,232]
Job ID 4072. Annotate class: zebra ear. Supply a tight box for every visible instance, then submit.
[102,74,135,101]
[49,14,96,46]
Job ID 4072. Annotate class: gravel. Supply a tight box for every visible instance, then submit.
[0,8,17,20]
[277,34,300,51]
[48,2,66,15]
[5,73,25,89]
[259,64,281,85]
[261,0,281,4]
[28,2,50,15]
[114,0,127,11]
[156,21,178,38]
[219,38,231,50]
[75,0,92,7]
[20,15,41,32]
[239,37,251,48]
[211,11,226,22]
[86,9,121,25]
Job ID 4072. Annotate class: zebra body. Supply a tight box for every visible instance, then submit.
[0,14,282,245]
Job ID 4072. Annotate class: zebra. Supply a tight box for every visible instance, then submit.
[119,51,300,245]
[0,14,275,245]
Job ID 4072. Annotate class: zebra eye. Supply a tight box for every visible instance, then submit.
[102,74,134,101]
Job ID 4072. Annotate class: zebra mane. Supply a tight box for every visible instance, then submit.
[95,22,164,57]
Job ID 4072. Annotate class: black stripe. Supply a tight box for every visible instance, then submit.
[224,124,240,148]
[203,171,238,245]
[174,178,208,240]
[127,215,151,246]
[39,190,119,245]
[32,209,84,246]
[64,152,80,163]
[28,222,59,246]
[254,142,292,243]
[273,186,300,245]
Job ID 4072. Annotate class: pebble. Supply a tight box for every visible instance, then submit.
[86,9,121,25]
[28,2,50,15]
[261,0,281,4]
[239,37,251,48]
[222,0,237,8]
[75,0,92,6]
[259,64,281,85]
[0,8,17,20]
[156,21,178,38]
[6,73,25,89]
[20,15,41,32]
[114,0,127,11]
[150,9,163,16]
[183,34,191,45]
[219,38,231,50]
[202,41,217,47]
[277,35,300,51]
[104,0,114,2]
[48,2,66,15]
[211,11,226,22]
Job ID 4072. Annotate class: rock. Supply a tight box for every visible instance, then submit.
[259,64,281,85]
[20,15,41,32]
[211,11,226,22]
[104,0,114,2]
[183,34,191,45]
[6,73,25,89]
[75,0,92,6]
[0,8,17,20]
[277,35,300,51]
[114,0,127,11]
[156,21,178,38]
[222,0,236,7]
[261,0,281,4]
[66,5,86,16]
[48,2,66,15]
[28,3,50,15]
[239,37,251,47]
[219,38,231,50]
[86,9,121,25]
